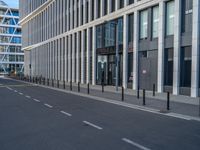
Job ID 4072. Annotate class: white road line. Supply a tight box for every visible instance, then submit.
[83,121,103,130]
[25,95,31,99]
[33,99,40,102]
[19,92,23,95]
[60,111,72,117]
[122,138,151,150]
[6,87,12,90]
[14,90,18,93]
[44,103,53,108]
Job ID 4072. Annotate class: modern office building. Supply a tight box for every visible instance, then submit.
[19,0,200,97]
[0,0,23,75]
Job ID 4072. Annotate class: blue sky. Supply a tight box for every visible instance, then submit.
[4,0,19,8]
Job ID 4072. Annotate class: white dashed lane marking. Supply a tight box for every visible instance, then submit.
[122,138,151,150]
[83,121,103,130]
[60,111,72,117]
[33,99,40,102]
[44,103,53,108]
[25,95,31,99]
[6,87,12,90]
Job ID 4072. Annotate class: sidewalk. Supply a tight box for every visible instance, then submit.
[7,77,200,119]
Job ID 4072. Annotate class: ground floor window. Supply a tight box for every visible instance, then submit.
[164,48,173,86]
[180,46,191,87]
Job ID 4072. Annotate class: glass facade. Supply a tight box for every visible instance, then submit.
[140,9,148,39]
[152,6,159,38]
[181,0,193,33]
[166,1,174,36]
[0,4,23,75]
[180,46,191,87]
[164,48,173,86]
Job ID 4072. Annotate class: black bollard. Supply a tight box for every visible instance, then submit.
[87,83,90,94]
[70,81,72,91]
[122,87,124,101]
[63,80,65,89]
[52,79,54,87]
[44,78,46,85]
[102,82,104,93]
[137,87,140,99]
[199,97,200,117]
[57,80,59,88]
[153,84,155,96]
[78,82,80,92]
[167,92,170,110]
[143,89,146,106]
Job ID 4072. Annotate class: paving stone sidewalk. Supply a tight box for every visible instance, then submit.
[49,81,200,118]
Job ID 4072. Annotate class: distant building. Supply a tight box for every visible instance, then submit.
[0,0,23,75]
[19,0,199,97]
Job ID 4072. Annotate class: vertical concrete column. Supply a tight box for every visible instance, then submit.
[78,0,82,26]
[63,0,66,32]
[58,39,61,80]
[88,0,92,22]
[133,11,139,90]
[74,0,77,28]
[66,0,69,31]
[191,0,200,97]
[83,0,86,24]
[101,0,105,17]
[55,41,58,80]
[49,43,52,79]
[72,34,76,82]
[107,0,112,14]
[94,0,98,19]
[124,0,129,6]
[92,26,97,85]
[81,30,86,84]
[173,0,181,95]
[157,1,165,93]
[65,37,68,81]
[68,35,72,82]
[86,28,91,84]
[60,38,63,81]
[70,0,73,29]
[116,0,119,11]
[76,32,80,83]
[123,14,128,89]
[52,42,55,79]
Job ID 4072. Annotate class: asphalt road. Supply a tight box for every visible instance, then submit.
[0,77,200,150]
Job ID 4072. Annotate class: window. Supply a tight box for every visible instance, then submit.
[181,0,193,33]
[164,48,173,86]
[111,0,115,12]
[96,25,103,48]
[180,46,191,87]
[140,10,148,39]
[129,0,134,5]
[152,6,159,38]
[166,1,174,36]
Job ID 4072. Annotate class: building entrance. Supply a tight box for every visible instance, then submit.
[97,54,122,86]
